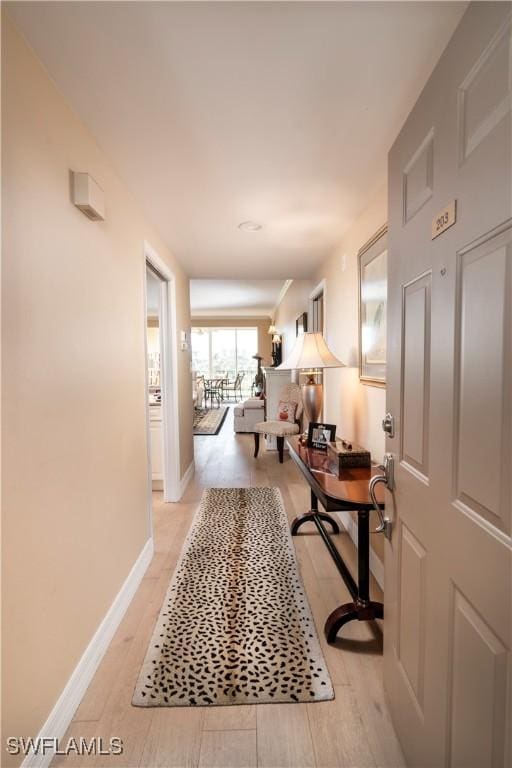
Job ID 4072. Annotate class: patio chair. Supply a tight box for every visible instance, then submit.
[222,372,244,402]
[203,378,224,409]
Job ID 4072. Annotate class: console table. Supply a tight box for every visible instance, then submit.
[286,436,385,644]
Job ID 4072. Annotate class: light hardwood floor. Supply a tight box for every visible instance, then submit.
[52,407,405,768]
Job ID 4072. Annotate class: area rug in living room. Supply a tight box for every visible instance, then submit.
[193,406,228,435]
[132,487,334,707]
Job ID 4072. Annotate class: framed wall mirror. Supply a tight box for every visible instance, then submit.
[358,224,388,386]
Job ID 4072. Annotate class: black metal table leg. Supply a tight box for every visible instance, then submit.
[324,509,383,644]
[286,436,385,647]
[291,490,340,536]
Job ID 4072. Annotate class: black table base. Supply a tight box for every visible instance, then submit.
[291,490,384,645]
[291,510,340,536]
[324,599,384,644]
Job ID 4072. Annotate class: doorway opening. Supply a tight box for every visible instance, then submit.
[146,265,164,491]
[143,242,181,511]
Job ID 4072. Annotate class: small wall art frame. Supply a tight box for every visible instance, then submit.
[358,223,388,386]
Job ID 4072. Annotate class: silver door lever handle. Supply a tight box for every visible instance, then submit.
[369,453,394,540]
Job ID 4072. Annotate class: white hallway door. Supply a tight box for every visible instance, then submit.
[384,3,511,768]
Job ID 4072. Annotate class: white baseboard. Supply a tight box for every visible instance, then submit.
[22,537,154,768]
[178,460,195,499]
[164,460,194,502]
[335,511,384,590]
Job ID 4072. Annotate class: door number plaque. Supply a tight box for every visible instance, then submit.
[432,200,457,240]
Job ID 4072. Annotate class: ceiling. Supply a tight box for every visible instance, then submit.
[8,1,467,279]
[190,279,288,317]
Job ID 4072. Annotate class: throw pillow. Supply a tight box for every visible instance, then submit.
[278,400,297,423]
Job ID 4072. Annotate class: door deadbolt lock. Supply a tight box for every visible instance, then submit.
[382,412,395,438]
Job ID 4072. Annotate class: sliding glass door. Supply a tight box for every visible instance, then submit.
[191,327,209,376]
[191,327,258,396]
[211,329,237,377]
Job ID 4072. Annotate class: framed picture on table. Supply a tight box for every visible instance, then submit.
[358,224,388,386]
[307,422,336,451]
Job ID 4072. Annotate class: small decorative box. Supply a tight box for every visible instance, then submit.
[327,439,371,476]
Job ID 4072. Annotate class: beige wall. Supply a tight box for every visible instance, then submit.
[273,281,314,360]
[191,317,273,365]
[273,193,387,563]
[1,14,193,759]
[313,185,387,561]
[274,197,387,459]
[313,186,387,461]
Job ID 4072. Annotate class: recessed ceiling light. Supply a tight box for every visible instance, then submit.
[238,220,262,232]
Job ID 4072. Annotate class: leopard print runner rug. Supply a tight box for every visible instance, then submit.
[132,487,334,707]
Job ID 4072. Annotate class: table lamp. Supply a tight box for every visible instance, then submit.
[277,332,345,424]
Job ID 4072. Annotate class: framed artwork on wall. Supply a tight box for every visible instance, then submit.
[358,224,388,386]
[296,312,308,336]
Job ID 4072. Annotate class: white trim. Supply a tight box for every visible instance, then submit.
[309,278,327,416]
[309,278,326,335]
[21,538,154,768]
[272,279,293,316]
[309,278,326,300]
[144,241,181,504]
[177,460,195,500]
[191,308,274,318]
[335,511,384,590]
[142,261,155,536]
[191,325,259,332]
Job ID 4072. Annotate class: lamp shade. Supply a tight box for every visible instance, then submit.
[277,332,345,371]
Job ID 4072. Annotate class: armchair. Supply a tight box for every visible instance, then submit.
[253,382,303,463]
